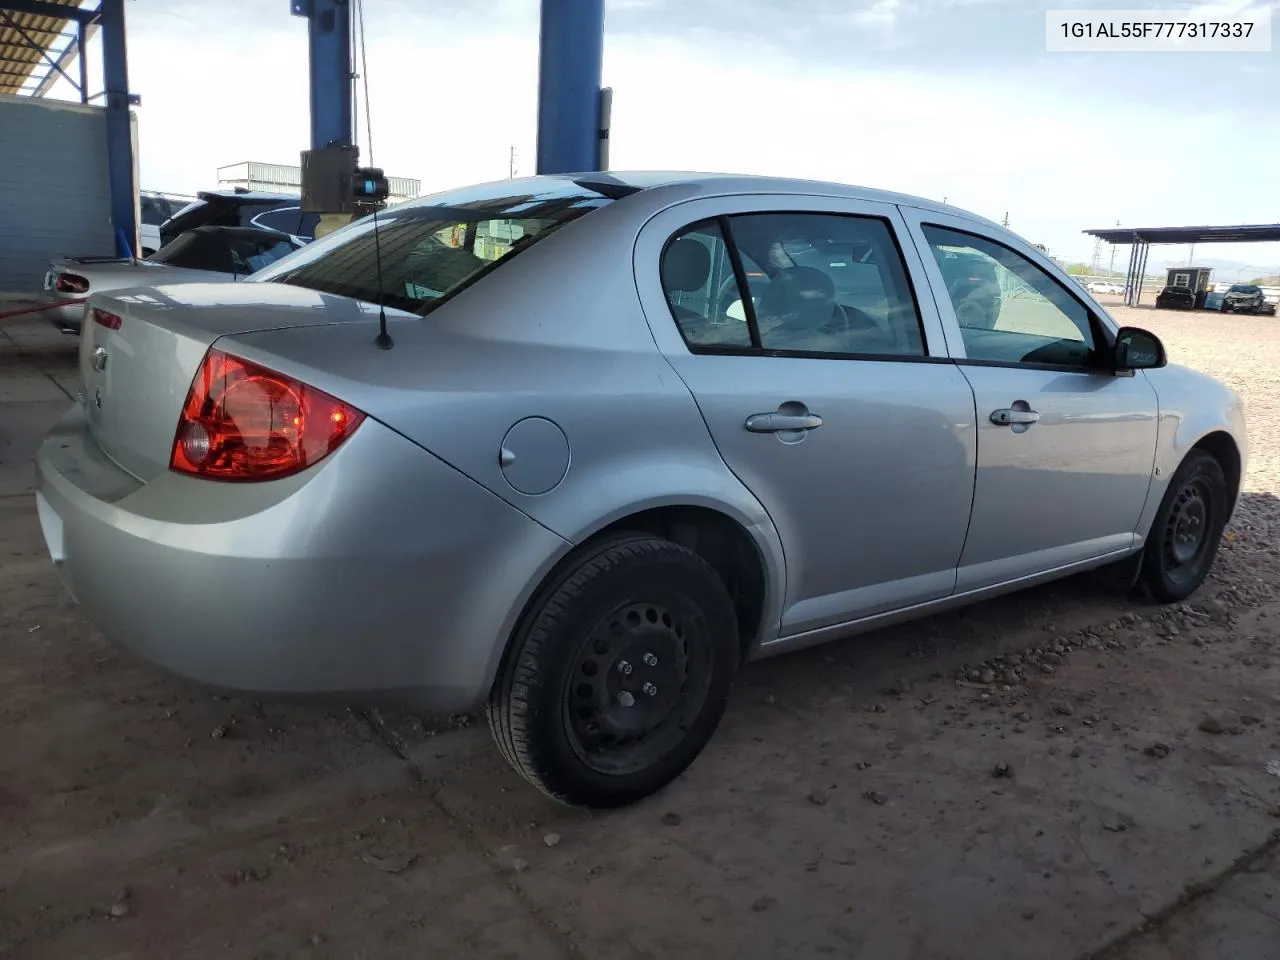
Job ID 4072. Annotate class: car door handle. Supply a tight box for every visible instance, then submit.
[745,412,824,432]
[990,408,1040,426]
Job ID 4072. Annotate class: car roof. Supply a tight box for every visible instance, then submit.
[402,172,1005,233]
[196,190,300,203]
[186,224,297,242]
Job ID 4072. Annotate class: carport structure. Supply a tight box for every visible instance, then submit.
[1085,223,1280,307]
[0,0,134,272]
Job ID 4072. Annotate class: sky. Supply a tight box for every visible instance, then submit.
[47,0,1280,272]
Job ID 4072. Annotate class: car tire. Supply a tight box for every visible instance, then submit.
[1139,449,1230,604]
[487,533,739,808]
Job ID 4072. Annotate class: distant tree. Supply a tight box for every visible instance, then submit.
[1247,275,1279,285]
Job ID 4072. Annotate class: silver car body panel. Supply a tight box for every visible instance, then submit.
[896,207,1161,591]
[39,259,234,329]
[34,172,1249,707]
[37,403,568,711]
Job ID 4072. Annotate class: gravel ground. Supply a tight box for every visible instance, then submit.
[1,304,1278,960]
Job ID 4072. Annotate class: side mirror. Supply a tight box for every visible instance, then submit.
[1113,326,1166,371]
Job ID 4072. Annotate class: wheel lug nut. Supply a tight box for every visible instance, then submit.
[642,682,658,697]
[617,660,633,675]
[643,653,658,667]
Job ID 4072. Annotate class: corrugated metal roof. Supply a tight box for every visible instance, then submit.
[1084,224,1280,245]
[0,0,85,97]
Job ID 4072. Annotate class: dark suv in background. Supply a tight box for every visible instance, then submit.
[160,190,321,248]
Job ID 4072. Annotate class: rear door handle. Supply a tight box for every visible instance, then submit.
[990,408,1040,426]
[745,412,824,433]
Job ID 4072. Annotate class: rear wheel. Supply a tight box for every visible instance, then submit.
[487,534,739,808]
[1140,450,1229,603]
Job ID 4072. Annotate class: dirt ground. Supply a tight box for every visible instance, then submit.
[1,303,1278,960]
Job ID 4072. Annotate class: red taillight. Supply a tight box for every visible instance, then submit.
[55,273,89,294]
[170,348,365,482]
[92,308,121,330]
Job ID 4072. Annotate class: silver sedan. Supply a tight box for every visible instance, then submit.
[36,225,303,332]
[36,173,1246,808]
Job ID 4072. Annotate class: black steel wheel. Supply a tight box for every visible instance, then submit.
[487,534,738,808]
[1140,449,1230,603]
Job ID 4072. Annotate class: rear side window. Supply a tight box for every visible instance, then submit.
[251,183,614,314]
[140,196,169,226]
[231,236,298,274]
[150,231,233,273]
[661,212,926,358]
[251,207,318,240]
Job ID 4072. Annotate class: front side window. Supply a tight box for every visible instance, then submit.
[923,225,1098,369]
[251,182,614,314]
[660,212,925,358]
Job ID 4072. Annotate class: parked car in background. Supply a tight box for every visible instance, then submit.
[1220,283,1272,315]
[160,190,320,248]
[38,226,303,332]
[1156,285,1196,310]
[37,173,1246,808]
[1087,280,1121,295]
[138,192,191,257]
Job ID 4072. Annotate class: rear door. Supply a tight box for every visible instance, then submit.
[899,208,1159,591]
[635,195,978,639]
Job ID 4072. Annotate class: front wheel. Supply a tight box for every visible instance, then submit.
[1140,450,1230,603]
[487,534,739,808]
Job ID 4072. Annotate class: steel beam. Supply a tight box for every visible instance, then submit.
[1124,242,1139,306]
[1135,242,1149,306]
[535,0,605,174]
[0,0,95,22]
[292,0,353,151]
[99,0,136,257]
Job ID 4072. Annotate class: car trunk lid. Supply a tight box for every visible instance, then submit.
[78,281,390,481]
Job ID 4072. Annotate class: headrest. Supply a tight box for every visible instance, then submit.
[662,238,712,293]
[756,267,836,330]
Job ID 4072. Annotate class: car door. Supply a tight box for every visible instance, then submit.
[634,196,978,639]
[899,208,1159,591]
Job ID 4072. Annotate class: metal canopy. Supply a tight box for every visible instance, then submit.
[1085,223,1280,246]
[1083,222,1280,306]
[0,0,95,99]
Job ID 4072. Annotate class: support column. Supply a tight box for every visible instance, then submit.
[100,0,136,257]
[299,0,352,152]
[1124,243,1139,306]
[1135,243,1149,306]
[536,0,605,175]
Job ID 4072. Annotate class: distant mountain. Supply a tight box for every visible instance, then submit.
[1144,255,1279,279]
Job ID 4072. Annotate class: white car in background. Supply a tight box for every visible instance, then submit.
[1087,280,1122,295]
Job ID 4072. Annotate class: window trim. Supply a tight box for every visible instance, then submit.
[659,210,933,362]
[919,220,1116,373]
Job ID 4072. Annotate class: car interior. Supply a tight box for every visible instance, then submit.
[662,215,925,357]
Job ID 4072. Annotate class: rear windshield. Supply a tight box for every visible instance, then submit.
[249,180,618,315]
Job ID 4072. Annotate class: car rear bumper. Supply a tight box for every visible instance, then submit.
[32,298,86,330]
[36,404,569,711]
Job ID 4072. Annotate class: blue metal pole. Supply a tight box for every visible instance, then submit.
[99,0,136,257]
[297,0,353,150]
[535,0,604,175]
